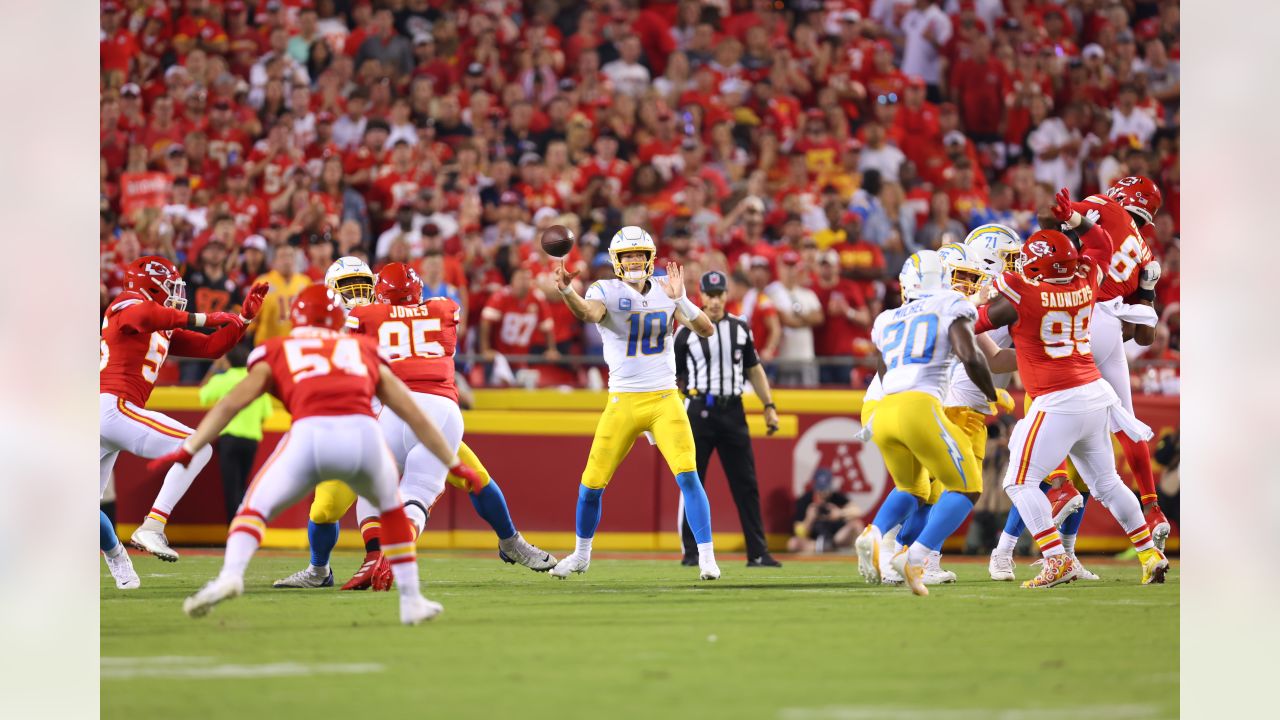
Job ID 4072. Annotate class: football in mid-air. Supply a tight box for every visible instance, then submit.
[540,224,575,258]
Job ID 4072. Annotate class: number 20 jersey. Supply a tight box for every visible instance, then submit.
[247,328,389,420]
[585,279,679,392]
[348,298,460,403]
[871,289,976,400]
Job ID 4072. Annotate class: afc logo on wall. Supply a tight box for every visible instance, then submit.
[792,418,887,509]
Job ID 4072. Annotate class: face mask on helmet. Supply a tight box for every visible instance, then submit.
[331,275,375,307]
[948,263,989,297]
[614,250,653,281]
[164,277,188,311]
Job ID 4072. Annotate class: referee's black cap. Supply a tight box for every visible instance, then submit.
[700,270,728,294]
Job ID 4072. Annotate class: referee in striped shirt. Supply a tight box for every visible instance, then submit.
[675,271,782,568]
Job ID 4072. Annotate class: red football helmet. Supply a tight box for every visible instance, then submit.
[290,284,347,330]
[125,255,187,310]
[1019,230,1079,281]
[1106,176,1163,225]
[375,263,424,306]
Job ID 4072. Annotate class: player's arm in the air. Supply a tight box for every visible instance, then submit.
[1129,259,1161,346]
[949,317,998,402]
[375,365,484,491]
[167,282,268,359]
[661,262,714,337]
[116,301,237,335]
[553,261,607,324]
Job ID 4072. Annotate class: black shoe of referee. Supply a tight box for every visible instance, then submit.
[746,554,782,568]
[680,555,698,567]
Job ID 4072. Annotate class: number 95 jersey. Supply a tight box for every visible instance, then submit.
[348,298,460,403]
[585,279,679,392]
[871,289,976,400]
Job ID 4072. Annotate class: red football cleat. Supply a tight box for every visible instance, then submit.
[341,551,392,591]
[1046,481,1084,528]
[1145,504,1171,552]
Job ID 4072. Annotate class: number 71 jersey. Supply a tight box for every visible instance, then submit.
[871,289,975,400]
[348,298,460,403]
[585,279,679,392]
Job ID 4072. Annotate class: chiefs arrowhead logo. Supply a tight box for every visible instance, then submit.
[143,260,170,277]
[1026,240,1054,258]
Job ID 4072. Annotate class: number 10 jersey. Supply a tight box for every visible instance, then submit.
[871,289,976,400]
[585,279,679,392]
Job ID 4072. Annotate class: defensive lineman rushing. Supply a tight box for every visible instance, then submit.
[552,226,721,580]
[855,250,1006,595]
[100,256,267,576]
[274,259,555,590]
[974,188,1169,588]
[149,284,485,625]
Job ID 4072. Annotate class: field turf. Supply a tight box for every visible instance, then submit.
[102,550,1178,720]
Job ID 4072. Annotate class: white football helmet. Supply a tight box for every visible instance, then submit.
[899,250,949,303]
[608,225,656,282]
[964,223,1023,275]
[325,256,375,309]
[937,242,990,298]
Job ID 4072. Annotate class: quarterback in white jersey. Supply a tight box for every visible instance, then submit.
[552,226,721,580]
[855,251,1002,595]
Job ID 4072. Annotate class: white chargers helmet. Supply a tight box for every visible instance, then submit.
[899,250,949,303]
[608,225,657,282]
[964,223,1023,276]
[325,256,375,309]
[936,241,989,298]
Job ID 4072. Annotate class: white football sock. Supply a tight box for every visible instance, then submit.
[575,536,593,558]
[696,542,715,562]
[995,531,1019,556]
[150,444,213,517]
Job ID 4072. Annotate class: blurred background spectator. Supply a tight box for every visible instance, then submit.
[788,468,864,554]
[100,0,1179,391]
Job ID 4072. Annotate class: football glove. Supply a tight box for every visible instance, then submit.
[994,388,1016,414]
[1139,260,1161,291]
[241,282,270,321]
[205,311,245,329]
[147,445,195,474]
[1051,187,1078,226]
[450,461,484,494]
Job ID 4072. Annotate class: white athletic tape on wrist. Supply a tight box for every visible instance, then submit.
[676,295,699,318]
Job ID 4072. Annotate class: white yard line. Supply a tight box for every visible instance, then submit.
[102,656,384,680]
[779,703,1163,720]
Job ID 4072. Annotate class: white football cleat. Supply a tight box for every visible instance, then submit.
[881,565,904,585]
[130,525,179,562]
[1073,558,1101,581]
[104,548,140,590]
[498,533,558,572]
[854,526,882,584]
[272,566,334,588]
[989,551,1015,581]
[400,595,444,626]
[1151,521,1171,553]
[183,575,244,618]
[698,556,721,581]
[923,552,957,585]
[879,538,899,581]
[891,550,928,597]
[549,553,590,579]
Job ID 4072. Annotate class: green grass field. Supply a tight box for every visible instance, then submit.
[102,551,1178,720]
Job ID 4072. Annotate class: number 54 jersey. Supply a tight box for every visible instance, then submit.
[348,298,460,403]
[871,289,976,400]
[585,279,679,392]
[248,328,390,419]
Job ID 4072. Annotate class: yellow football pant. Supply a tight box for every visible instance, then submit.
[866,391,983,500]
[308,440,493,524]
[862,398,940,503]
[581,390,697,489]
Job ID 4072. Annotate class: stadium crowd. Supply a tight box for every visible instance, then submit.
[99,0,1180,391]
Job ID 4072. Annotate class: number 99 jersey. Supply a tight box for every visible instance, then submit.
[871,289,976,400]
[348,298,460,403]
[585,279,679,392]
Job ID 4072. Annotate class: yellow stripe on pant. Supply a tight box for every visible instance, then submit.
[581,390,697,490]
[868,391,983,499]
[308,440,494,524]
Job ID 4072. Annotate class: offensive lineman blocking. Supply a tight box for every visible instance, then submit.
[551,226,722,580]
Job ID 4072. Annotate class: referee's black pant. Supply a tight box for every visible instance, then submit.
[680,396,769,560]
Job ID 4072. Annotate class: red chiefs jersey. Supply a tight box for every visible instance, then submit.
[993,225,1115,399]
[1072,194,1153,302]
[246,147,301,199]
[348,299,460,403]
[481,290,552,356]
[99,291,243,406]
[248,328,388,420]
